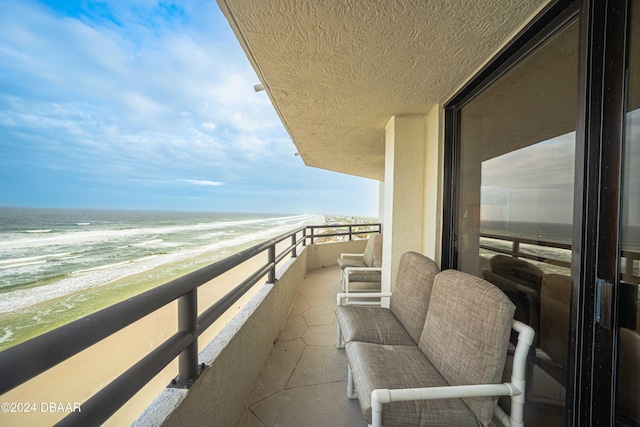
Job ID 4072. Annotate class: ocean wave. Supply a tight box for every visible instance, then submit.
[0,214,317,250]
[0,252,74,268]
[0,327,13,344]
[73,261,132,275]
[0,214,321,313]
[24,229,52,234]
[0,260,47,270]
[130,239,164,247]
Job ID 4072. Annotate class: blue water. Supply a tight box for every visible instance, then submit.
[0,207,322,349]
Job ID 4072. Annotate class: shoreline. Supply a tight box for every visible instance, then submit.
[0,234,295,352]
[0,240,294,427]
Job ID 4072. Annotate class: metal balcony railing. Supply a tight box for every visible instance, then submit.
[479,232,572,269]
[480,232,640,284]
[0,223,380,426]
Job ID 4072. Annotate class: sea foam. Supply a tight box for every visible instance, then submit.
[0,213,320,313]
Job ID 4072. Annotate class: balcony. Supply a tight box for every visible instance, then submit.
[4,222,631,426]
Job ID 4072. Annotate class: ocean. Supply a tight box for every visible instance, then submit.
[0,207,323,351]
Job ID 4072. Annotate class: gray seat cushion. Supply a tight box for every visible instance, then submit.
[346,342,479,426]
[337,258,367,269]
[345,269,382,283]
[336,306,415,346]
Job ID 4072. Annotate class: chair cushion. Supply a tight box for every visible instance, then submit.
[618,327,640,425]
[346,269,382,283]
[539,274,571,377]
[362,234,383,267]
[346,342,478,426]
[489,255,543,292]
[337,258,366,270]
[336,306,415,346]
[389,252,440,344]
[419,269,515,425]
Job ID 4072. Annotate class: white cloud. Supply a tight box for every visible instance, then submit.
[183,179,224,186]
[481,132,576,223]
[0,0,380,216]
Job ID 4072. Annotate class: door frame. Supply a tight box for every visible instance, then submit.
[571,0,629,425]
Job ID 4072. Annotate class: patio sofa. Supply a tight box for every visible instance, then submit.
[341,268,535,427]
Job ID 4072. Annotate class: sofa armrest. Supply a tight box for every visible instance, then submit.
[340,253,364,260]
[337,291,392,306]
[344,267,383,272]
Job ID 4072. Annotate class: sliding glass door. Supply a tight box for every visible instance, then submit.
[454,16,579,427]
[444,1,639,425]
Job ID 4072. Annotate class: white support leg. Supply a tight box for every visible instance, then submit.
[347,365,358,399]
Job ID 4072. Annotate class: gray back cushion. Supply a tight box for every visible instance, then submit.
[419,269,515,425]
[362,233,383,267]
[389,252,440,343]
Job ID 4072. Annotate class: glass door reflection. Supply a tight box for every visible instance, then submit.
[617,3,640,425]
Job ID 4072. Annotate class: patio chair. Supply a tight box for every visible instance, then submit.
[535,273,571,386]
[618,327,640,426]
[482,255,544,341]
[335,251,439,348]
[337,233,383,293]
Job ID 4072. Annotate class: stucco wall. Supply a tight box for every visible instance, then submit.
[134,248,309,427]
[382,115,427,293]
[422,104,444,266]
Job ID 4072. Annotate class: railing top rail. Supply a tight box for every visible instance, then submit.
[480,232,572,250]
[306,223,381,229]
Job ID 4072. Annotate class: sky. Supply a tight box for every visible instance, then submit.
[481,117,639,227]
[0,0,380,217]
[481,132,576,225]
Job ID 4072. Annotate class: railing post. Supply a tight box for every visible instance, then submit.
[349,225,353,241]
[624,255,633,281]
[302,227,307,246]
[513,241,520,258]
[310,227,315,244]
[291,233,297,257]
[178,288,198,384]
[268,244,276,283]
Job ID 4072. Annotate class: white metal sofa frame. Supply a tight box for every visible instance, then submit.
[340,270,535,427]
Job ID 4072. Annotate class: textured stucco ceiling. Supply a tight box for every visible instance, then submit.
[218,0,550,181]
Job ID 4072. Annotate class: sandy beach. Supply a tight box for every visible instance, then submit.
[0,245,292,427]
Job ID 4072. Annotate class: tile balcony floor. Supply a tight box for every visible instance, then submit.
[238,265,367,427]
[237,263,564,427]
